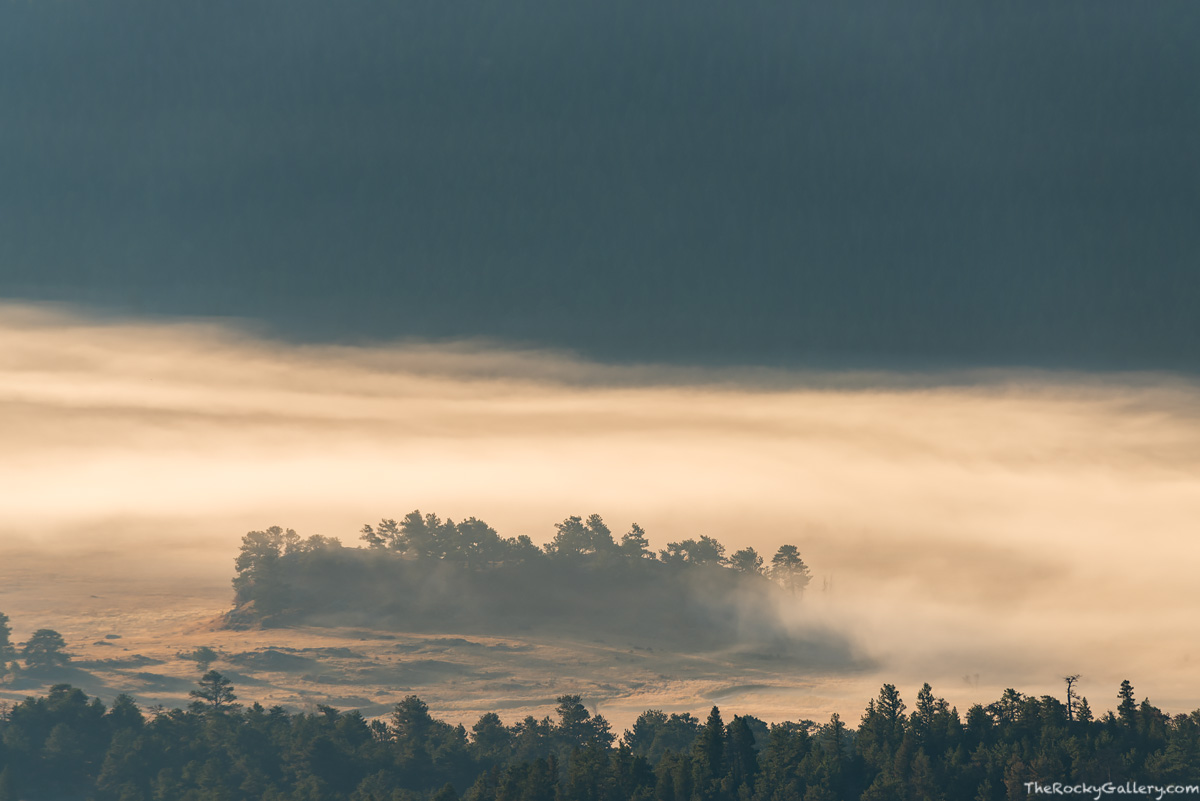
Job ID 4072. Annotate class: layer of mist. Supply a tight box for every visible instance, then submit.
[2,301,1199,719]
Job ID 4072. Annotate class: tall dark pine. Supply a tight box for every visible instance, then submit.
[189,670,239,710]
[1117,680,1137,726]
[725,715,759,793]
[0,611,15,669]
[691,706,726,801]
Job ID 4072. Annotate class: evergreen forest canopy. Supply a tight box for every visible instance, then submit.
[0,675,1196,800]
[226,513,843,659]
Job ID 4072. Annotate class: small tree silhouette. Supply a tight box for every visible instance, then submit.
[729,547,764,575]
[770,545,812,596]
[21,629,70,669]
[190,670,239,710]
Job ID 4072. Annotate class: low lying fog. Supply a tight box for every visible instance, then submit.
[3,301,1198,717]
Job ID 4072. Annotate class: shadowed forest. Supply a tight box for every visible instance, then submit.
[225,514,845,661]
[0,675,1196,800]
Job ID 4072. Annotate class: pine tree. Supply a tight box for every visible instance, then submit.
[21,629,70,669]
[1076,696,1093,724]
[0,611,15,669]
[690,706,725,801]
[858,685,907,770]
[1117,680,1137,726]
[729,548,764,575]
[619,524,654,560]
[725,715,759,793]
[189,670,239,710]
[769,545,812,595]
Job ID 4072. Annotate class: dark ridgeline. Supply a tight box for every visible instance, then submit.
[222,513,848,663]
[0,677,1196,799]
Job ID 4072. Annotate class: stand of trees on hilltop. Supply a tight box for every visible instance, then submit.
[1,676,1197,800]
[234,513,811,588]
[225,513,825,654]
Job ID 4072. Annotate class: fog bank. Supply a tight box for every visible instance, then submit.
[2,301,1198,715]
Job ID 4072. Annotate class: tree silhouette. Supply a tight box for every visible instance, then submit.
[360,517,403,550]
[1063,674,1081,722]
[0,611,15,670]
[584,515,617,554]
[1117,679,1137,725]
[21,629,69,669]
[729,547,764,575]
[392,694,435,741]
[189,670,239,710]
[546,516,591,558]
[619,524,655,559]
[403,511,441,558]
[470,712,512,769]
[660,536,726,566]
[691,706,726,801]
[232,527,291,613]
[1075,696,1093,724]
[455,517,505,569]
[770,545,812,595]
[725,715,759,792]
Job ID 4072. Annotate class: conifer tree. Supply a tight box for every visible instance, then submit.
[0,612,15,671]
[1117,680,1137,725]
[189,670,239,710]
[20,629,69,669]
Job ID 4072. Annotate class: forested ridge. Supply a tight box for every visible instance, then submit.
[0,676,1197,800]
[225,514,823,653]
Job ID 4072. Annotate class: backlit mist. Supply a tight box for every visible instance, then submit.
[2,301,1198,719]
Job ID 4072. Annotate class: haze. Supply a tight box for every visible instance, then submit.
[3,302,1198,722]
